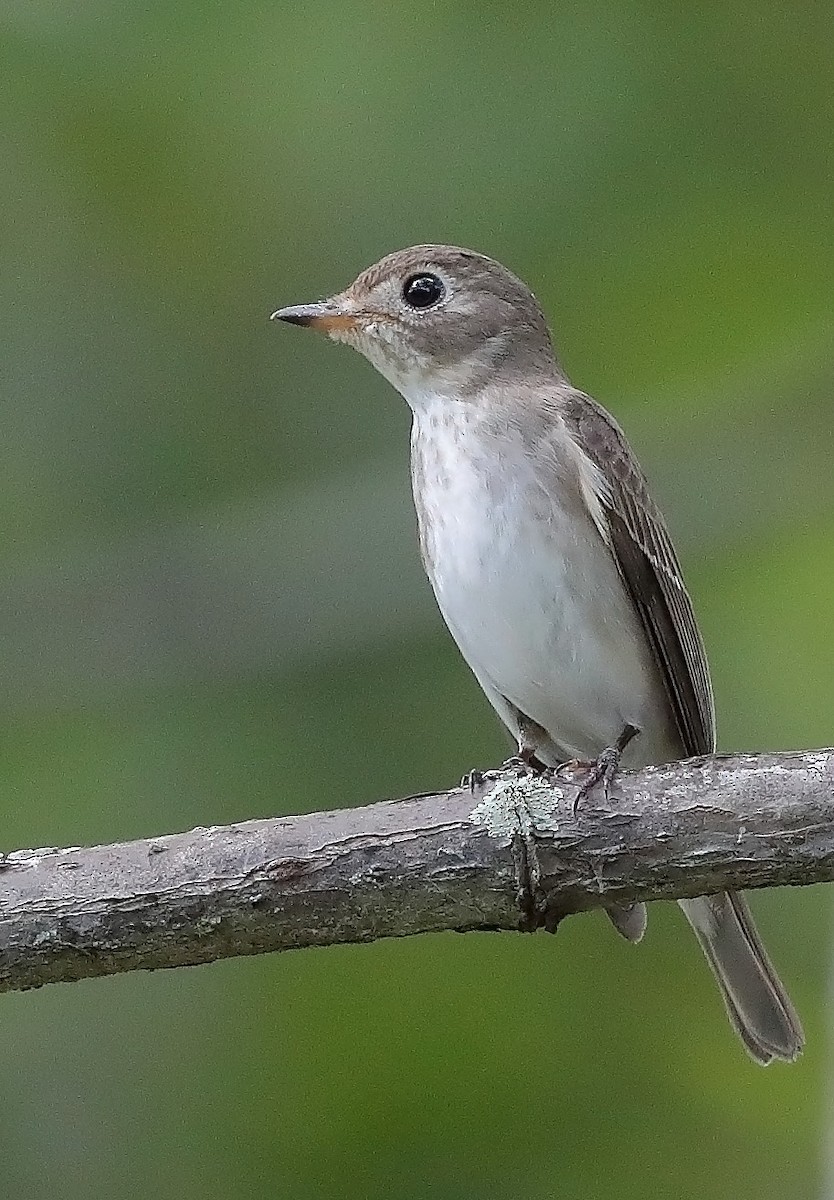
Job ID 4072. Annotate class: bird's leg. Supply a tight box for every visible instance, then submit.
[501,743,548,774]
[572,723,640,814]
[500,715,552,776]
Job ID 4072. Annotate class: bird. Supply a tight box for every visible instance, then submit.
[272,243,803,1064]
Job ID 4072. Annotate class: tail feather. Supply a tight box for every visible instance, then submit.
[606,901,647,943]
[678,891,804,1064]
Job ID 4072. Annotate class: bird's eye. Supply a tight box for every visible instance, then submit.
[402,273,445,310]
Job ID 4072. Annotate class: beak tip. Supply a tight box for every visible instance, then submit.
[270,306,312,327]
[270,301,357,334]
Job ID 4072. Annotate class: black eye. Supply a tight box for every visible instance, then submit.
[402,273,445,310]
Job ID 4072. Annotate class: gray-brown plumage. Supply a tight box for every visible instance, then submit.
[272,244,804,1064]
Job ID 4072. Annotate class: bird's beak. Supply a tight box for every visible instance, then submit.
[270,297,359,333]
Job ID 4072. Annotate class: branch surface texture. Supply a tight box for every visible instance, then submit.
[1,750,831,994]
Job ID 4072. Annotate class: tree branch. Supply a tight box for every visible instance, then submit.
[1,749,831,994]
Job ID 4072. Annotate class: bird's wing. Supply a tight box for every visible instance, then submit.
[560,390,715,757]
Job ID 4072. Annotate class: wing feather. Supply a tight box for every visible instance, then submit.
[561,391,715,758]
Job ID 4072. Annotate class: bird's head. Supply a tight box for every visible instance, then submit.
[272,244,559,405]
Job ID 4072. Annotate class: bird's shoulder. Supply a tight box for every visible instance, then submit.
[553,387,678,570]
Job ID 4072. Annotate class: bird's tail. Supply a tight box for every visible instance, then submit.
[678,891,804,1064]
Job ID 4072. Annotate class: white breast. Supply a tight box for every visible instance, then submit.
[409,395,675,766]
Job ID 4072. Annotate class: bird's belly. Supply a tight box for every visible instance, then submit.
[417,458,673,766]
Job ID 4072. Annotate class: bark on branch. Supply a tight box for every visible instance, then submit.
[1,749,832,995]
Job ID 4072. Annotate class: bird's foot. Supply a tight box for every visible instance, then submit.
[461,767,485,792]
[463,753,542,792]
[572,747,621,813]
[461,750,548,792]
[565,724,640,815]
[502,753,540,775]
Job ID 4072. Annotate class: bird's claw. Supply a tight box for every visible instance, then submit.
[461,752,546,793]
[569,723,639,814]
[572,746,621,814]
[461,767,486,792]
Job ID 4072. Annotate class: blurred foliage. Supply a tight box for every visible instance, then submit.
[1,2,833,1197]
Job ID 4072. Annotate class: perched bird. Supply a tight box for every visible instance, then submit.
[272,244,803,1063]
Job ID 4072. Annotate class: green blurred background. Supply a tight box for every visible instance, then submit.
[2,2,833,1197]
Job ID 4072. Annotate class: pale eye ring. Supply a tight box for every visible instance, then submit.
[402,273,445,310]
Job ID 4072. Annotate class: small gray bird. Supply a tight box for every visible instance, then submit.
[272,244,803,1064]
